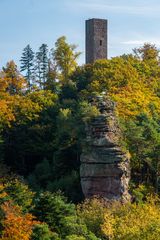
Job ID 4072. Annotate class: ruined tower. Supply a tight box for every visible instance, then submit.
[85,18,108,64]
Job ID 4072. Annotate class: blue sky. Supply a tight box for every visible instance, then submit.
[1,0,160,69]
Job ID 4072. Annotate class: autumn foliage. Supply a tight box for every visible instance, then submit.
[1,41,160,239]
[1,201,37,240]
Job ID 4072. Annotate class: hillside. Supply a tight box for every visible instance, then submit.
[0,40,160,239]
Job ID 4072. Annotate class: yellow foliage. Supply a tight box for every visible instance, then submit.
[0,184,8,200]
[101,197,160,240]
[83,57,160,119]
[77,197,107,237]
[109,78,160,119]
[0,90,57,127]
[0,98,15,126]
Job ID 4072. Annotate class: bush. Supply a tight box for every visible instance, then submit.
[31,223,60,240]
[77,197,107,238]
[65,235,86,240]
[101,196,160,240]
[2,178,34,212]
[62,216,99,240]
[33,191,75,233]
[33,192,99,239]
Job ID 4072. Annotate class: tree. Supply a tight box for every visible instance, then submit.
[33,191,75,233]
[31,224,59,240]
[1,201,37,240]
[53,36,81,83]
[77,197,106,238]
[101,197,160,240]
[65,235,86,240]
[2,61,27,94]
[35,44,49,88]
[121,113,160,190]
[20,44,34,88]
[2,89,58,175]
[133,43,159,62]
[45,60,59,92]
[4,178,35,213]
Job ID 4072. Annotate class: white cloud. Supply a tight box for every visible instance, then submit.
[67,1,160,16]
[121,39,160,45]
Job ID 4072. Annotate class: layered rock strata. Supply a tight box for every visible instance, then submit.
[80,96,130,201]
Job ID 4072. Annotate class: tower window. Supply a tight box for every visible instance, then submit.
[100,40,102,46]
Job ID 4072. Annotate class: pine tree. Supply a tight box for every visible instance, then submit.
[35,44,48,88]
[20,45,34,88]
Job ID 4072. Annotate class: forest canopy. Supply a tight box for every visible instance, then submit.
[1,39,160,239]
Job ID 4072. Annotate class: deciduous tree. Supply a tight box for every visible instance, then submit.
[53,36,80,83]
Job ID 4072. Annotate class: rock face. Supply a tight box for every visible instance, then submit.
[80,96,130,201]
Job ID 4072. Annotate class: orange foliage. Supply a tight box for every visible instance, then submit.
[1,201,38,240]
[0,97,15,126]
[1,61,27,94]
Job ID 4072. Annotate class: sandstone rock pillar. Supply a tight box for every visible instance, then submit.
[80,96,130,201]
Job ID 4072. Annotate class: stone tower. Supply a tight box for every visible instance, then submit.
[85,18,108,64]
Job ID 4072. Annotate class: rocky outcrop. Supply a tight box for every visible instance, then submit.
[80,96,130,201]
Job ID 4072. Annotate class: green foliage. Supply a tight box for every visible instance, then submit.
[2,89,58,174]
[77,198,107,238]
[131,184,154,203]
[20,44,34,87]
[62,216,99,240]
[35,44,49,88]
[60,81,77,100]
[121,113,160,188]
[47,171,82,202]
[2,40,160,240]
[33,191,76,233]
[28,159,51,190]
[31,224,60,240]
[77,101,99,123]
[53,36,81,83]
[33,191,98,239]
[28,158,82,202]
[3,178,34,212]
[65,235,86,240]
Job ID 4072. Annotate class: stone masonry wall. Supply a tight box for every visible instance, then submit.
[85,18,108,63]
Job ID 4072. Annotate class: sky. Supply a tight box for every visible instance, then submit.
[1,0,160,69]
